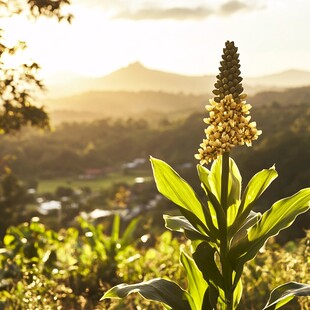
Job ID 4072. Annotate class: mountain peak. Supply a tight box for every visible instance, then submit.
[126,61,145,70]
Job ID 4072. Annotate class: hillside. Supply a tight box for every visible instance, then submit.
[44,62,310,98]
[250,86,310,107]
[45,85,310,124]
[46,91,209,124]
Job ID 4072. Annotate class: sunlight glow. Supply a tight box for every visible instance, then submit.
[1,0,310,80]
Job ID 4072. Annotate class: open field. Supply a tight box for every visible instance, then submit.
[37,170,153,194]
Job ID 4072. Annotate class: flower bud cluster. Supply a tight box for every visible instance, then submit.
[195,94,262,165]
[195,40,262,165]
[213,40,243,103]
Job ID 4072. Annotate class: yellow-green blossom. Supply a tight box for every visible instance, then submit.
[195,41,262,165]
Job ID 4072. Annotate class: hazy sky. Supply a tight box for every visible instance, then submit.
[2,0,310,79]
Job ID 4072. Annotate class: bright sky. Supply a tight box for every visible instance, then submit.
[2,0,310,79]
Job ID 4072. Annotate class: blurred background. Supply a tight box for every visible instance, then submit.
[0,0,310,245]
[0,1,310,309]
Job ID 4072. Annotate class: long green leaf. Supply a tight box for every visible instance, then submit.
[227,157,242,214]
[151,157,210,236]
[208,157,222,202]
[197,157,242,229]
[192,242,224,290]
[231,166,278,236]
[230,211,262,248]
[101,278,191,310]
[197,164,224,233]
[111,214,120,243]
[202,285,219,309]
[230,188,310,266]
[263,282,310,310]
[120,216,139,248]
[241,166,278,214]
[233,278,243,309]
[180,251,208,310]
[164,215,211,241]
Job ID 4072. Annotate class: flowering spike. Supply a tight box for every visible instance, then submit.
[212,41,244,104]
[195,41,262,165]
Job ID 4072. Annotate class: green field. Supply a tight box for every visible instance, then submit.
[37,171,152,194]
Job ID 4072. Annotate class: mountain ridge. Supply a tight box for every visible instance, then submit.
[45,85,310,124]
[45,62,310,98]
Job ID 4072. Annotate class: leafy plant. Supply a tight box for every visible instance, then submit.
[0,214,141,309]
[101,41,310,309]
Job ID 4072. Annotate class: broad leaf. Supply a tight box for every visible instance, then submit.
[231,166,277,236]
[233,278,243,309]
[197,157,242,229]
[240,166,277,214]
[263,282,310,310]
[202,285,220,310]
[151,157,210,236]
[180,251,208,310]
[208,157,222,202]
[227,157,242,218]
[192,242,224,289]
[230,188,310,266]
[164,215,211,241]
[197,164,224,233]
[101,278,191,310]
[230,211,262,248]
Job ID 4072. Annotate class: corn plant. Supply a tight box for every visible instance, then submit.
[102,41,310,309]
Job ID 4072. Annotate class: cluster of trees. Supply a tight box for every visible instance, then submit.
[0,102,309,239]
[1,102,309,185]
[0,0,71,134]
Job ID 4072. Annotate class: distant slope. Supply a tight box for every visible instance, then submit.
[247,69,310,88]
[44,62,310,98]
[91,62,215,94]
[250,86,310,107]
[45,85,310,124]
[46,91,209,123]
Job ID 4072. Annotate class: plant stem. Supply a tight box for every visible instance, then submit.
[220,152,233,310]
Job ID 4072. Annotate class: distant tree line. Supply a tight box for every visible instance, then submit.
[0,102,309,196]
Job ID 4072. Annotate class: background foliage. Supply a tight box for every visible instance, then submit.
[0,218,309,309]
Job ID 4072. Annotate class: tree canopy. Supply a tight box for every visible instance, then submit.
[0,0,72,133]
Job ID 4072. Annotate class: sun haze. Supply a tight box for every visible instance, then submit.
[2,0,310,83]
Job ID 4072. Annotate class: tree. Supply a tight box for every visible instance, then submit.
[0,0,72,133]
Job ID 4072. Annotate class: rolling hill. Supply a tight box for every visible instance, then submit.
[41,62,310,124]
[45,62,310,98]
[44,86,310,124]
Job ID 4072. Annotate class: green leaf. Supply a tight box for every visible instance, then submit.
[230,211,262,248]
[202,286,219,310]
[230,188,310,266]
[180,251,208,310]
[263,282,310,309]
[197,157,242,229]
[241,166,278,214]
[231,166,278,236]
[111,214,120,243]
[233,278,243,309]
[101,278,191,310]
[164,215,211,241]
[120,216,139,248]
[192,242,224,290]
[3,234,15,247]
[208,157,222,202]
[151,157,210,237]
[227,157,242,215]
[197,164,224,233]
